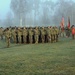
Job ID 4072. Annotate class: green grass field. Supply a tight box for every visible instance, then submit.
[0,38,75,75]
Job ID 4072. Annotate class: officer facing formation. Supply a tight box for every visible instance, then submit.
[4,28,11,48]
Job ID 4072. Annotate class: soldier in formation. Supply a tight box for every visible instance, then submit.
[22,27,28,44]
[11,27,17,43]
[40,27,46,43]
[46,26,51,43]
[28,27,34,44]
[17,27,22,44]
[34,27,39,44]
[1,26,60,47]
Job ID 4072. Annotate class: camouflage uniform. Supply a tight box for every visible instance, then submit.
[11,28,17,43]
[22,27,28,44]
[44,27,47,43]
[34,27,39,44]
[53,27,57,42]
[46,27,51,43]
[17,27,22,44]
[51,27,55,43]
[29,28,34,44]
[40,27,45,43]
[4,28,11,47]
[55,27,59,42]
[38,27,41,43]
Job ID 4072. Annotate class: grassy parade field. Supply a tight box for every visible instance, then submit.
[0,37,75,75]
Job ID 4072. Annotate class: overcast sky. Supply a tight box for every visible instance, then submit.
[0,0,11,19]
[0,0,59,20]
[0,0,74,20]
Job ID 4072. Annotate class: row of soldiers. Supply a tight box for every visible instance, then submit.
[0,26,59,47]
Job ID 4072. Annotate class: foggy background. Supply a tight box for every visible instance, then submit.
[0,0,75,27]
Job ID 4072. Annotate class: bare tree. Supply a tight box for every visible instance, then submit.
[53,0,75,26]
[10,0,75,27]
[3,11,13,27]
[40,0,54,26]
[11,0,28,27]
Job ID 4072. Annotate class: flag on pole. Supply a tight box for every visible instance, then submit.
[67,17,70,29]
[60,16,64,31]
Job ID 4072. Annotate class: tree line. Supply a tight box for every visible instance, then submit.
[0,0,75,27]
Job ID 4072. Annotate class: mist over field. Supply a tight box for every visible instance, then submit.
[0,0,75,27]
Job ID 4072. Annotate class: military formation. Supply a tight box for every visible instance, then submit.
[0,26,60,47]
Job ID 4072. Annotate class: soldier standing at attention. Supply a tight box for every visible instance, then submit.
[50,27,53,43]
[22,27,28,44]
[34,27,39,44]
[50,27,55,43]
[4,28,11,48]
[55,27,59,42]
[29,27,34,44]
[17,27,22,44]
[40,27,45,43]
[46,26,51,43]
[11,27,17,43]
[53,27,57,43]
